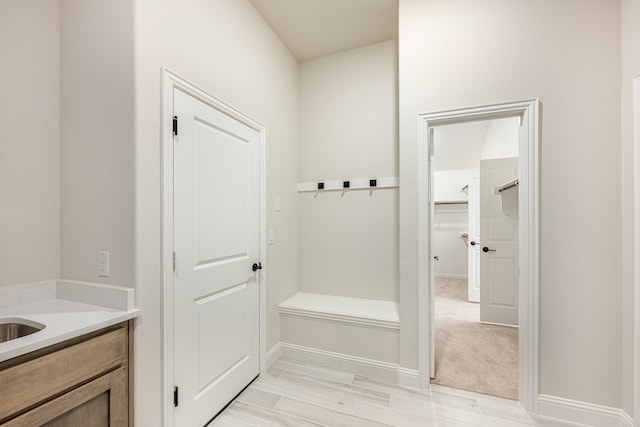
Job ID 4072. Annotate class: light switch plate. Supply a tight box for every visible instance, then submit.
[97,251,110,277]
[275,197,281,211]
[268,229,275,245]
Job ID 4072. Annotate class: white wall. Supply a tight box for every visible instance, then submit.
[298,40,398,301]
[0,0,60,287]
[134,0,299,424]
[59,0,135,287]
[433,169,476,202]
[480,117,519,160]
[621,0,640,417]
[433,122,487,171]
[399,0,622,409]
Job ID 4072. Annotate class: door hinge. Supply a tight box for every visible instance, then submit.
[173,386,179,407]
[173,116,178,136]
[173,252,177,272]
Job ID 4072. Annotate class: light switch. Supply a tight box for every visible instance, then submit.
[275,197,281,211]
[268,229,275,245]
[97,251,110,277]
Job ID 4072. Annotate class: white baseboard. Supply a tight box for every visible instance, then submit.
[397,367,421,389]
[265,342,281,370]
[279,342,399,383]
[538,394,633,427]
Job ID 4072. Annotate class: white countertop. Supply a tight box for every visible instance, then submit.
[0,280,139,363]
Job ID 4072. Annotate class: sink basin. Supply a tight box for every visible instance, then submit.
[0,319,45,343]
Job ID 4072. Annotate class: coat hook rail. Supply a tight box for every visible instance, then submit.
[297,177,399,193]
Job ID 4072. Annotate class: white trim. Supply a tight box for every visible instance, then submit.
[280,342,399,383]
[633,74,640,427]
[161,69,175,427]
[397,367,421,389]
[538,395,632,427]
[416,100,540,411]
[278,292,400,330]
[265,342,282,369]
[623,410,634,427]
[258,88,268,377]
[161,68,267,427]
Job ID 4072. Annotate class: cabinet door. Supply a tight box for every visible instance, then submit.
[0,326,127,419]
[2,368,127,427]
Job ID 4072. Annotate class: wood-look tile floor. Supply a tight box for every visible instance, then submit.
[210,359,579,427]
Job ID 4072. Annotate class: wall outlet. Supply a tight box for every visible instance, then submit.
[97,251,110,277]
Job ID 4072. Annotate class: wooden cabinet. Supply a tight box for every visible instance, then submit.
[0,322,131,427]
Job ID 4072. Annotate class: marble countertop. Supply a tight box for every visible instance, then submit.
[0,280,139,363]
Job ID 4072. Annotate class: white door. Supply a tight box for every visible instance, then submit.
[467,176,480,303]
[479,157,519,326]
[173,88,261,426]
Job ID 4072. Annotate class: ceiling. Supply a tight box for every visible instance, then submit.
[249,0,398,62]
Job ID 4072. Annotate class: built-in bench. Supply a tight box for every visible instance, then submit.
[275,292,403,383]
[278,292,399,329]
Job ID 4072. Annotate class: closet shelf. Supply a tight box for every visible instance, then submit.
[297,177,399,193]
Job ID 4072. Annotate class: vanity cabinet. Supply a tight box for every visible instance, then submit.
[0,322,131,426]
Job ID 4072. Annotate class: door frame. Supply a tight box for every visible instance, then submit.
[160,68,267,426]
[416,99,540,412]
[633,74,640,427]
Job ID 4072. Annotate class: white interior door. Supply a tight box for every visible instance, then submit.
[480,157,519,326]
[467,176,480,303]
[173,88,261,426]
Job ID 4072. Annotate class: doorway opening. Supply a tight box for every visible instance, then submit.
[416,100,540,412]
[430,118,520,400]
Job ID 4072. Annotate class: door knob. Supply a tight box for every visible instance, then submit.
[252,262,262,272]
[470,241,477,246]
[482,247,496,253]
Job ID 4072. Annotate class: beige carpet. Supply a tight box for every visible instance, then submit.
[431,277,519,400]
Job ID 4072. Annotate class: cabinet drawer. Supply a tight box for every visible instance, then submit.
[0,326,127,420]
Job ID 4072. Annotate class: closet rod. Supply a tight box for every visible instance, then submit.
[497,178,519,193]
[435,201,468,205]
